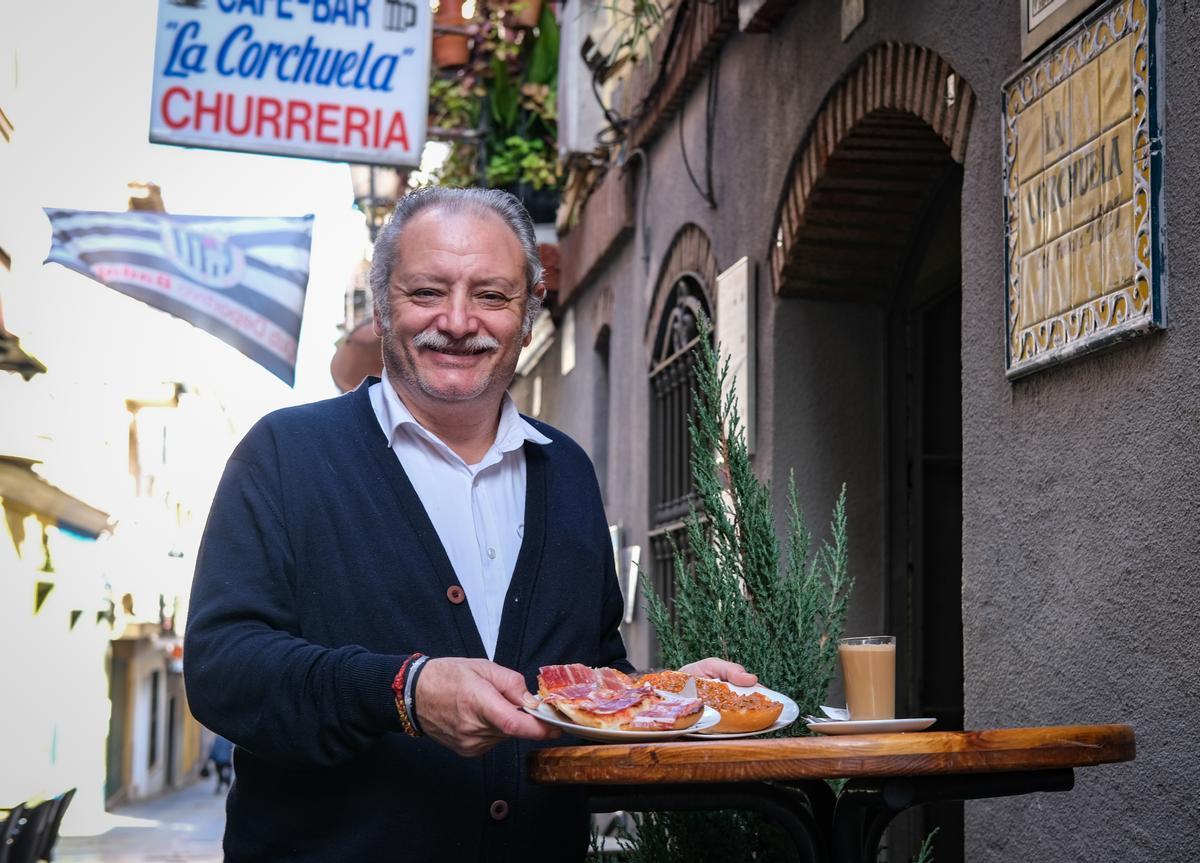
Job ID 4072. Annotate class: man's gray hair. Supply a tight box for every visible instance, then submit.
[369,187,545,337]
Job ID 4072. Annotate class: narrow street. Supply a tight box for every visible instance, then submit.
[54,780,225,863]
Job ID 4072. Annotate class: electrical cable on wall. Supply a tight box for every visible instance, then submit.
[678,53,719,208]
[593,70,632,146]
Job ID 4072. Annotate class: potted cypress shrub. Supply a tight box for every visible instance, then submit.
[621,319,854,861]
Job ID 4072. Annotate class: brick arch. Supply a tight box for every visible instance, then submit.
[645,223,719,346]
[770,43,976,301]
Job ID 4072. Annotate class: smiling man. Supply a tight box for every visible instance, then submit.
[184,188,754,862]
[374,195,539,461]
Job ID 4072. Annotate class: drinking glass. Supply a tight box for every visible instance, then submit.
[837,635,896,720]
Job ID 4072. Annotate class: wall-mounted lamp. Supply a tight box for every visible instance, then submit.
[350,165,409,243]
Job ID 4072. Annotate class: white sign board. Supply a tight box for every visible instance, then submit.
[620,544,641,625]
[149,0,430,166]
[716,256,755,453]
[559,306,576,375]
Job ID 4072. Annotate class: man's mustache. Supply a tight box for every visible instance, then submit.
[412,329,501,354]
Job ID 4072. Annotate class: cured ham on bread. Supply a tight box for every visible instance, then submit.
[537,663,638,697]
[536,664,704,731]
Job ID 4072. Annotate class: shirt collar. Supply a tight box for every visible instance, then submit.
[377,369,551,459]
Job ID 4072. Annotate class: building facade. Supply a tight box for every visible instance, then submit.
[0,371,225,820]
[1,32,225,814]
[515,0,1198,859]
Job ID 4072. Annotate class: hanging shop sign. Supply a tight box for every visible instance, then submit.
[1002,0,1163,380]
[149,0,430,167]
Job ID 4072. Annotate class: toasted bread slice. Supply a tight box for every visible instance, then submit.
[696,679,784,734]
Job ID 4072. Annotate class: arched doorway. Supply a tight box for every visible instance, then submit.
[645,225,718,636]
[770,43,975,862]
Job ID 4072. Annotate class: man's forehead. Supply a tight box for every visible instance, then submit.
[399,205,523,248]
[389,207,524,283]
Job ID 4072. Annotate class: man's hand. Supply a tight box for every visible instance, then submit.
[678,657,759,687]
[414,658,561,757]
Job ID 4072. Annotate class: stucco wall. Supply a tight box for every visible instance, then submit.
[769,300,888,646]
[512,252,662,667]
[539,0,1198,858]
[957,2,1200,858]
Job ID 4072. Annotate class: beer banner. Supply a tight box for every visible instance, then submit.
[44,208,313,385]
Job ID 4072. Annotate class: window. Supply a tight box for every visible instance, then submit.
[649,275,711,526]
[648,275,712,626]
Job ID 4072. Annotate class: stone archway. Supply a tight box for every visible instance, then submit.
[644,223,719,346]
[770,43,976,301]
[767,44,977,862]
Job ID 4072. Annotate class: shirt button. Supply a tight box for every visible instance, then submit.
[487,547,496,559]
[489,799,509,821]
[446,585,466,605]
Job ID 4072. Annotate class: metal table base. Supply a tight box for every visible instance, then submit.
[587,768,1076,862]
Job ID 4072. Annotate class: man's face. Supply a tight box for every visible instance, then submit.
[374,207,538,410]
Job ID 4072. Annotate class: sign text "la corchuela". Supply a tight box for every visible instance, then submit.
[158,0,413,152]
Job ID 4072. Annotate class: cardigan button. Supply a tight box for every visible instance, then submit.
[446,585,466,605]
[489,799,509,821]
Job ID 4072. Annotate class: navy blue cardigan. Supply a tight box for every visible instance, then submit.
[184,381,630,862]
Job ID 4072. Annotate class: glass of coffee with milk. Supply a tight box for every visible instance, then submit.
[837,635,896,720]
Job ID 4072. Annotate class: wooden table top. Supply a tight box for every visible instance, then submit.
[528,724,1135,785]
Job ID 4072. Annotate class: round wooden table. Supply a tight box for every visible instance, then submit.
[528,724,1135,862]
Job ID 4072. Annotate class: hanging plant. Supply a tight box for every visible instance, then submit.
[595,0,672,77]
[432,0,471,68]
[506,0,544,29]
[485,135,560,190]
[429,75,482,131]
[426,0,563,206]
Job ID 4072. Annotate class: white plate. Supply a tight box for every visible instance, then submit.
[683,682,800,739]
[806,717,936,735]
[524,700,721,743]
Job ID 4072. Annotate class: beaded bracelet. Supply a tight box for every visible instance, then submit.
[404,655,430,736]
[391,652,425,738]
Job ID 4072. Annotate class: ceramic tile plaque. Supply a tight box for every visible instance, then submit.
[1002,0,1163,379]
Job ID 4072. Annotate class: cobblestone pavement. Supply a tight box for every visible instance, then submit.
[54,778,225,863]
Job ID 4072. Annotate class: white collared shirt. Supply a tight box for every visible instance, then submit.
[369,372,552,658]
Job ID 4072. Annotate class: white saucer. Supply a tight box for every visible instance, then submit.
[524,700,721,743]
[806,717,936,735]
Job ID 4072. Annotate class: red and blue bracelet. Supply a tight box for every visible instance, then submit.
[391,652,427,738]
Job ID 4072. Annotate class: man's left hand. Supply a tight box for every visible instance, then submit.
[678,658,758,687]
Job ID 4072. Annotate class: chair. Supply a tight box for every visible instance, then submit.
[0,803,28,863]
[34,789,74,863]
[4,799,52,863]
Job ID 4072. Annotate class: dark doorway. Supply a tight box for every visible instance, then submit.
[886,176,965,862]
[166,696,178,787]
[594,324,611,503]
[105,649,129,805]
